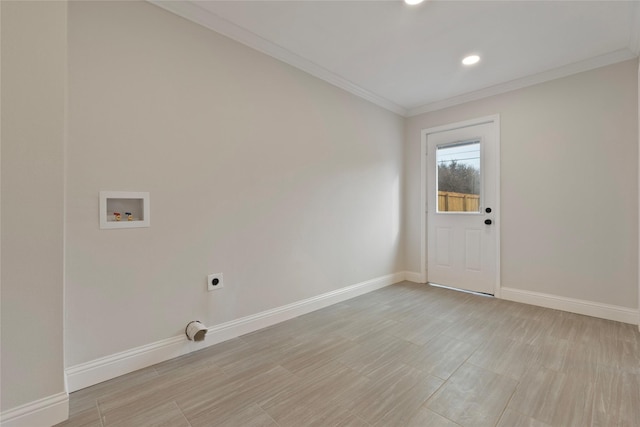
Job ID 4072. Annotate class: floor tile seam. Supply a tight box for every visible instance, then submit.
[217,360,280,379]
[355,355,407,381]
[463,359,521,387]
[356,414,373,426]
[183,400,266,427]
[103,370,243,423]
[215,365,299,404]
[96,370,226,416]
[427,368,453,382]
[465,344,540,381]
[192,353,250,369]
[492,376,522,427]
[413,401,462,427]
[420,367,454,417]
[465,359,513,380]
[172,400,194,427]
[588,374,604,427]
[410,333,482,383]
[450,335,484,367]
[421,354,504,423]
[258,396,366,427]
[508,365,572,425]
[67,397,98,419]
[285,364,332,380]
[373,374,447,424]
[258,403,283,427]
[365,373,427,409]
[416,331,465,351]
[306,369,373,408]
[82,370,162,407]
[358,360,414,384]
[255,400,285,425]
[287,357,355,380]
[96,397,106,427]
[303,378,380,419]
[259,397,337,427]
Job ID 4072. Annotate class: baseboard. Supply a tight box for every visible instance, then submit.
[203,272,405,346]
[0,392,68,427]
[65,334,192,392]
[403,271,426,283]
[500,287,639,325]
[66,272,404,392]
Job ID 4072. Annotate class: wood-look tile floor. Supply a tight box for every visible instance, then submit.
[57,282,640,427]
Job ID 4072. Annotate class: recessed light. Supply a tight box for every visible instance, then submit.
[404,0,424,5]
[462,55,480,66]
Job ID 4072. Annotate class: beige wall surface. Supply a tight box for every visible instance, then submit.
[1,0,67,412]
[405,59,639,308]
[66,1,404,366]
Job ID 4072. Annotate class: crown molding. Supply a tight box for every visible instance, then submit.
[148,0,407,116]
[148,1,638,119]
[408,48,637,117]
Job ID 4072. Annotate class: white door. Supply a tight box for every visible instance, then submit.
[426,119,499,295]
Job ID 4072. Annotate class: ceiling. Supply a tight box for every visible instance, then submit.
[151,0,640,117]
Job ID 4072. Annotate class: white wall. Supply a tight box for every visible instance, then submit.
[405,59,639,309]
[65,1,404,367]
[0,0,67,422]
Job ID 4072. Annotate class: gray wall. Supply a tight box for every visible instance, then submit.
[65,1,404,367]
[404,59,639,309]
[1,0,67,412]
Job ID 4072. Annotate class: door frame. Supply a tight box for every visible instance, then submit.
[420,114,502,297]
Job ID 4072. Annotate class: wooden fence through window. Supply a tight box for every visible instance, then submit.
[438,191,480,212]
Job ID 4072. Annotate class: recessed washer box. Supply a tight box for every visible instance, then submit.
[99,191,150,229]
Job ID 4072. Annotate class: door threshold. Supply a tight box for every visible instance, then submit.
[428,282,494,298]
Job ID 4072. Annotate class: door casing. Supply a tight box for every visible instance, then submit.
[420,114,501,297]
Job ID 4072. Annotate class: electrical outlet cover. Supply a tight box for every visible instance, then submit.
[207,273,223,291]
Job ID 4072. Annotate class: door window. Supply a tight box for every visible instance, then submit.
[436,140,481,213]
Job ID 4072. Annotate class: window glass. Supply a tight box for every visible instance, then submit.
[436,140,481,212]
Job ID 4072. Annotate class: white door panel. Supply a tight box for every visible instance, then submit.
[465,229,482,272]
[435,227,452,266]
[426,119,498,295]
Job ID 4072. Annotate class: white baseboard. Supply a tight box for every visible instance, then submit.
[0,392,68,427]
[500,287,639,325]
[65,334,192,393]
[66,272,404,392]
[403,271,426,283]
